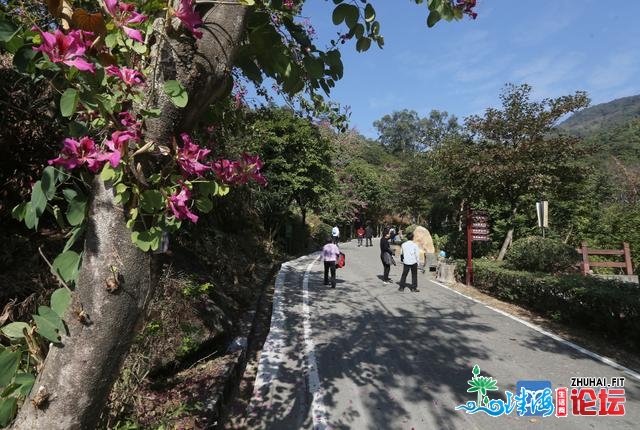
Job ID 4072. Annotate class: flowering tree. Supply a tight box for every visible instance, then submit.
[0,0,477,427]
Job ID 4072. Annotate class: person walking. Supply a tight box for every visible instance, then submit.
[322,236,341,288]
[331,225,340,244]
[399,232,420,292]
[365,224,374,247]
[380,228,395,283]
[356,225,365,247]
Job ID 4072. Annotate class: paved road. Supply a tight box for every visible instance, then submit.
[242,239,640,429]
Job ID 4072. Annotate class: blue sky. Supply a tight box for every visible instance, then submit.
[296,0,640,138]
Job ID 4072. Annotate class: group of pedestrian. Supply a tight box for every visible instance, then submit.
[356,224,374,247]
[323,224,421,293]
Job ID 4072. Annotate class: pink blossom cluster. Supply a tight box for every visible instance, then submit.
[283,0,295,10]
[48,111,141,173]
[48,136,119,173]
[211,153,267,186]
[33,28,95,72]
[104,0,147,43]
[174,0,203,39]
[106,65,145,86]
[167,183,198,223]
[177,133,212,177]
[456,0,478,19]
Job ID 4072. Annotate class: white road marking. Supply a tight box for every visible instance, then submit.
[302,255,328,429]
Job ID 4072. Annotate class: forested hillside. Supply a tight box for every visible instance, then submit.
[559,94,640,137]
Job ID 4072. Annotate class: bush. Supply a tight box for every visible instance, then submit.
[458,259,640,350]
[504,236,580,273]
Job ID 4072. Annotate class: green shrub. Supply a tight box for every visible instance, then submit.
[504,236,580,273]
[461,259,640,351]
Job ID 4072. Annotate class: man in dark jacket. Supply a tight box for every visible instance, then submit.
[365,224,374,247]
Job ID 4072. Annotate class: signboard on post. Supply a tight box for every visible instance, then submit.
[536,200,548,237]
[466,208,492,286]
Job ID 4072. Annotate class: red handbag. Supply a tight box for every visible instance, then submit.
[336,252,346,268]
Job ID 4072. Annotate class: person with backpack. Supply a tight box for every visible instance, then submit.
[322,236,341,288]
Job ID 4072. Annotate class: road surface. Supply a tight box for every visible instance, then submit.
[240,239,640,429]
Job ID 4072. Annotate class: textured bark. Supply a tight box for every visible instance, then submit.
[497,207,517,261]
[11,179,152,430]
[11,3,249,429]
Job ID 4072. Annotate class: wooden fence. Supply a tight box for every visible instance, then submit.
[578,241,633,275]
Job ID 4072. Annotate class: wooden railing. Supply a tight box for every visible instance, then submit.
[578,241,633,275]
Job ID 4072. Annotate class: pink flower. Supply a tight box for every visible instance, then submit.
[103,129,138,167]
[210,153,267,186]
[167,184,198,223]
[103,0,147,43]
[33,28,95,72]
[177,133,211,177]
[48,137,104,172]
[174,0,203,39]
[106,65,144,85]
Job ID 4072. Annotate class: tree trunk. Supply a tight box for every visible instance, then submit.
[11,179,152,430]
[12,3,249,428]
[497,206,518,261]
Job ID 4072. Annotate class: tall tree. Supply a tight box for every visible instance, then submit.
[0,0,478,427]
[437,83,590,259]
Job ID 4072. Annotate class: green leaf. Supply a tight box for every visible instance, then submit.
[195,197,213,213]
[0,322,29,339]
[62,187,78,202]
[217,184,230,196]
[51,288,72,318]
[100,164,116,181]
[163,80,188,108]
[60,88,79,118]
[344,5,359,29]
[63,224,85,252]
[68,121,89,137]
[364,4,376,22]
[332,3,350,25]
[66,193,87,226]
[37,306,66,332]
[0,397,18,427]
[140,190,164,213]
[0,21,18,42]
[356,37,371,52]
[24,203,37,229]
[51,250,81,284]
[131,228,163,252]
[33,313,62,343]
[14,373,36,397]
[30,181,47,217]
[427,10,441,27]
[11,202,27,222]
[303,56,325,79]
[41,166,57,200]
[0,350,20,387]
[13,44,37,72]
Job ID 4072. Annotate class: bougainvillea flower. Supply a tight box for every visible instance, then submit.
[173,0,203,39]
[33,28,95,72]
[177,133,211,177]
[167,184,198,223]
[103,0,147,43]
[48,137,104,172]
[106,65,145,86]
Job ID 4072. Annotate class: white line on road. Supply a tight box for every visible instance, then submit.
[302,255,328,430]
[431,279,640,382]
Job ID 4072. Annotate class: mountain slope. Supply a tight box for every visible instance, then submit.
[559,94,640,136]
